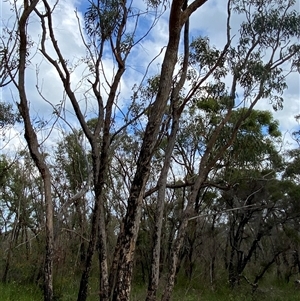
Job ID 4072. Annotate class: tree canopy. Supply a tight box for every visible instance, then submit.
[0,1,300,301]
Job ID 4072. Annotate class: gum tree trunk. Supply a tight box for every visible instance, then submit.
[18,2,54,300]
[112,1,208,300]
[146,7,190,299]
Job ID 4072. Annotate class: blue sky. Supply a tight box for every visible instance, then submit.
[1,0,300,153]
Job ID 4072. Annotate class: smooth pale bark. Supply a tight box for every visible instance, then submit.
[161,175,206,301]
[149,6,233,298]
[73,200,87,264]
[95,43,126,300]
[34,1,127,299]
[146,115,180,301]
[18,2,54,300]
[108,227,123,298]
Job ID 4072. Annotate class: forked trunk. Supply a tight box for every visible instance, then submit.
[112,3,185,300]
[161,175,207,301]
[146,7,190,298]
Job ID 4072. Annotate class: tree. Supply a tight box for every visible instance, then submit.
[0,152,45,284]
[52,130,91,267]
[0,102,20,143]
[1,0,300,300]
[13,2,55,300]
[0,102,20,129]
[159,0,300,296]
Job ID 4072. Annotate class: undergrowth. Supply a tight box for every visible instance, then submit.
[0,278,299,301]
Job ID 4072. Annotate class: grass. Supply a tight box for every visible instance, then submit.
[129,279,300,301]
[0,282,43,301]
[171,282,300,301]
[1,279,300,301]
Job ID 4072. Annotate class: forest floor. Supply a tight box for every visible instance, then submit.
[0,280,299,301]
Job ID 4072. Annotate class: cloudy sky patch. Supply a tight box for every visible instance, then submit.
[1,0,299,153]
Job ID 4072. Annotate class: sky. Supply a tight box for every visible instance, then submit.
[0,0,300,155]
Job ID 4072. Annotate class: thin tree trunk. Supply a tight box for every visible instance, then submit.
[2,202,20,283]
[77,194,99,301]
[162,86,251,300]
[77,135,111,301]
[111,3,187,300]
[74,200,86,265]
[17,2,54,300]
[161,130,228,300]
[161,217,189,301]
[160,178,206,301]
[44,182,54,301]
[146,4,190,300]
[146,117,180,301]
[78,44,125,301]
[98,203,110,301]
[108,228,123,299]
[111,2,212,299]
[2,240,12,283]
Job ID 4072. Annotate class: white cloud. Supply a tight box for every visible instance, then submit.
[1,0,299,154]
[188,0,300,149]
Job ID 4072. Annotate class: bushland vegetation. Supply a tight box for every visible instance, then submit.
[1,0,300,300]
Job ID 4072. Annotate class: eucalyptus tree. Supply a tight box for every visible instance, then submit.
[52,130,91,267]
[0,102,21,143]
[2,0,210,299]
[1,1,56,298]
[0,102,20,130]
[167,108,286,290]
[212,110,283,280]
[0,152,45,283]
[2,0,300,301]
[220,172,300,289]
[2,0,153,299]
[275,149,300,281]
[158,0,300,299]
[284,149,300,183]
[160,107,282,286]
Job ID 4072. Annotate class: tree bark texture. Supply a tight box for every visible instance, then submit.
[112,2,186,300]
[146,6,190,298]
[17,2,54,300]
[145,116,180,301]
